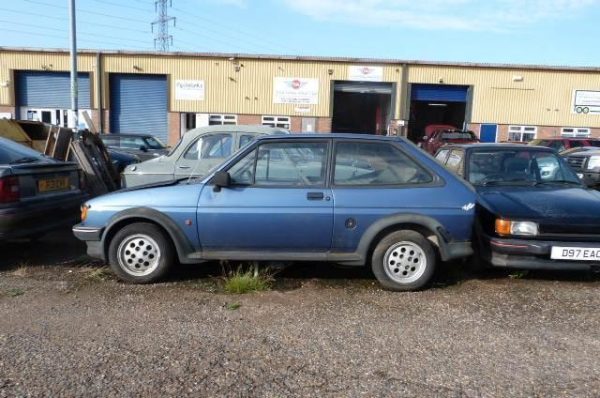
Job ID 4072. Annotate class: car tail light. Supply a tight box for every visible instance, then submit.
[0,176,20,203]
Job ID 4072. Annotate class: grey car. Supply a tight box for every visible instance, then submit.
[121,125,288,188]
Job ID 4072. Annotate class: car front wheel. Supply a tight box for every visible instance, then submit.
[372,230,436,291]
[108,222,175,283]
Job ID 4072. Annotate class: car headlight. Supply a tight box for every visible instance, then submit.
[587,156,600,170]
[495,219,539,237]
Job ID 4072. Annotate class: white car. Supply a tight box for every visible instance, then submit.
[121,125,289,188]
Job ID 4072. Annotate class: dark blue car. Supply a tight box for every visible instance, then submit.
[436,144,600,271]
[73,134,476,291]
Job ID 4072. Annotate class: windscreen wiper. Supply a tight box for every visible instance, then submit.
[9,156,40,164]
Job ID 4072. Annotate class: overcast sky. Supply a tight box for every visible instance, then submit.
[1,0,599,66]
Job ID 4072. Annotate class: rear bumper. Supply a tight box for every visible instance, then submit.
[483,235,600,270]
[0,194,86,240]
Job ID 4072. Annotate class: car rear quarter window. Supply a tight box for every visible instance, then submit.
[445,150,465,175]
[333,142,433,186]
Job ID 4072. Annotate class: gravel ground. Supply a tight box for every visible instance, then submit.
[1,231,599,397]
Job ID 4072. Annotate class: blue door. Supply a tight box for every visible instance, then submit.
[196,141,334,252]
[480,124,498,143]
[109,74,168,142]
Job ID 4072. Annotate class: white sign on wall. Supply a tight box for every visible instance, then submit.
[348,66,384,82]
[273,77,319,105]
[175,80,205,101]
[573,90,600,114]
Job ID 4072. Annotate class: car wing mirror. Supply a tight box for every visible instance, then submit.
[211,170,231,192]
[139,145,148,152]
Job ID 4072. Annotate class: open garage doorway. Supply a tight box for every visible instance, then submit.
[332,81,394,134]
[408,84,471,142]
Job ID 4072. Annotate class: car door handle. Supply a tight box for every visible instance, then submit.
[178,165,191,169]
[306,192,324,200]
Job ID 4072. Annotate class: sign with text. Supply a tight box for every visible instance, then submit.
[348,65,384,82]
[273,78,319,105]
[175,80,205,101]
[573,90,600,115]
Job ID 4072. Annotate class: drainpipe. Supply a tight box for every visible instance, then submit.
[96,52,103,133]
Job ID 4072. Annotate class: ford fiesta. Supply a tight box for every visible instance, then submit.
[73,134,477,291]
[436,144,600,271]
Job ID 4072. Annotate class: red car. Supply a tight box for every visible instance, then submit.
[419,125,479,154]
[529,138,600,152]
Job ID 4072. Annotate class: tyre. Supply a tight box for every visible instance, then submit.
[371,230,436,291]
[108,222,175,283]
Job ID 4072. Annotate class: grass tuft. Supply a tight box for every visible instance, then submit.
[85,267,113,282]
[5,288,25,297]
[225,302,241,310]
[222,263,273,294]
[509,270,529,279]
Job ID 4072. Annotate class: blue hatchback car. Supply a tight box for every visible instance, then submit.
[73,134,476,291]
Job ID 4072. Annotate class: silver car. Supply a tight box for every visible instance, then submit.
[121,125,288,188]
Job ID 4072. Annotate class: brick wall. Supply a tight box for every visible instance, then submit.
[238,114,261,125]
[0,105,16,118]
[167,112,180,146]
[316,117,332,133]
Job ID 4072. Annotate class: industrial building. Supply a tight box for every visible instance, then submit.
[1,47,599,145]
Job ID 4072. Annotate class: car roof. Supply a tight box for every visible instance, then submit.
[535,137,600,141]
[441,143,554,151]
[185,125,289,134]
[255,133,405,142]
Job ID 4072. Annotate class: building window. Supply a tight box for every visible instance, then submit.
[561,127,591,137]
[262,115,291,129]
[184,113,197,131]
[209,114,237,125]
[508,126,537,142]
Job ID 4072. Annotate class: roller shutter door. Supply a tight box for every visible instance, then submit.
[109,74,168,142]
[15,71,91,108]
[334,81,393,94]
[411,84,469,102]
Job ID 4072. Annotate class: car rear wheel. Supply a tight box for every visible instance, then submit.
[372,230,436,291]
[108,222,174,283]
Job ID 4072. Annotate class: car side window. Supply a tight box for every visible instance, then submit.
[183,134,232,160]
[445,150,464,175]
[229,149,257,185]
[102,136,119,147]
[435,149,450,164]
[121,137,147,149]
[333,142,433,186]
[239,134,256,148]
[254,142,327,186]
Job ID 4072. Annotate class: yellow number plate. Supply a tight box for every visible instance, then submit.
[38,177,70,192]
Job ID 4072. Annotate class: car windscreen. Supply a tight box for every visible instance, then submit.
[0,138,47,164]
[143,136,166,149]
[467,149,581,186]
[441,131,476,140]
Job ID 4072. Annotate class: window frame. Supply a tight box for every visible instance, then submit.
[561,127,591,138]
[330,140,440,189]
[508,125,537,142]
[225,139,332,188]
[262,115,291,129]
[209,114,238,126]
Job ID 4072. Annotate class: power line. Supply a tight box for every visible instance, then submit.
[23,0,149,24]
[0,7,151,35]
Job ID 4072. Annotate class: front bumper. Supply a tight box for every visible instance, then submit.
[483,235,600,270]
[72,224,105,261]
[0,194,86,240]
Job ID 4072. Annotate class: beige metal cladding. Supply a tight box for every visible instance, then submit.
[103,55,402,117]
[409,65,600,127]
[0,50,97,107]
